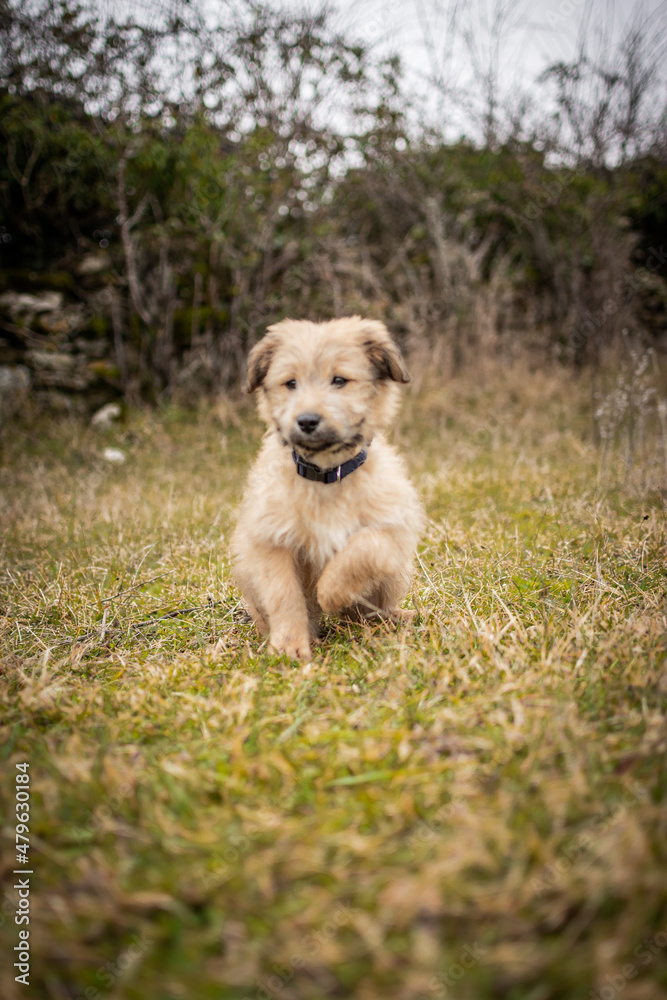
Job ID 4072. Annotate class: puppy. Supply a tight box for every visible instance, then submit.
[231,316,424,660]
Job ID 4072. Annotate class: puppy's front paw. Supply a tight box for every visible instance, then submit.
[269,630,312,661]
[316,569,359,614]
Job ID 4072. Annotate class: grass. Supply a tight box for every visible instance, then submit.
[1,362,666,1000]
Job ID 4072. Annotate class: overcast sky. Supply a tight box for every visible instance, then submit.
[105,0,667,83]
[338,0,666,76]
[101,0,667,140]
[332,0,667,133]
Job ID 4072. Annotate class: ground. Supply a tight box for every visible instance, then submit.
[0,362,666,1000]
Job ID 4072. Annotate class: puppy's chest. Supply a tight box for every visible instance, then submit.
[289,491,360,567]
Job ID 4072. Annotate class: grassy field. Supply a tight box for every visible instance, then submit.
[1,362,666,1000]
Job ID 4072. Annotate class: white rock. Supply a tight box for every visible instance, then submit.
[38,305,85,335]
[26,350,75,371]
[102,447,125,464]
[0,365,30,393]
[91,402,122,428]
[0,365,31,422]
[0,291,63,315]
[76,254,109,276]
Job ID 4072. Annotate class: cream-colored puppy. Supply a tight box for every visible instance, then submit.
[232,316,424,660]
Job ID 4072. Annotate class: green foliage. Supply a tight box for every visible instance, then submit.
[0,0,665,401]
[622,157,667,258]
[0,91,115,266]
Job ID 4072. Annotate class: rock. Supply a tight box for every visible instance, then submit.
[102,447,125,464]
[25,351,92,390]
[0,364,31,392]
[26,350,76,371]
[0,291,64,316]
[76,254,110,276]
[75,338,108,358]
[91,402,122,428]
[34,390,74,413]
[37,305,86,336]
[0,365,31,425]
[34,370,91,390]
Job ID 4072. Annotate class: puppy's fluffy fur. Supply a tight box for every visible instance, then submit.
[232,316,424,660]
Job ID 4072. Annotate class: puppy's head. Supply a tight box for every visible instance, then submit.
[246,317,409,467]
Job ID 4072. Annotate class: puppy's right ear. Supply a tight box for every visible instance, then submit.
[246,335,277,393]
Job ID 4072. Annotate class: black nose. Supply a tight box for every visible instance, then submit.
[297,412,322,434]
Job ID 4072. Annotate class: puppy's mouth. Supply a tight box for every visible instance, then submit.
[290,430,342,454]
[289,429,365,459]
[286,411,366,461]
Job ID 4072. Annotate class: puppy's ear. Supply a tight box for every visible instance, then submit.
[246,334,278,393]
[360,320,410,383]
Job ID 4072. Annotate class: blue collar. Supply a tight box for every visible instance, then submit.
[292,448,368,484]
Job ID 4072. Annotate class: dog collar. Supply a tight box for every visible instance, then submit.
[292,448,367,484]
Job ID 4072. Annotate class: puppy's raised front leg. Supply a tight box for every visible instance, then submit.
[316,526,411,615]
[245,545,312,660]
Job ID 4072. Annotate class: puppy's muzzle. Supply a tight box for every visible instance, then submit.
[296,412,322,434]
[292,411,340,453]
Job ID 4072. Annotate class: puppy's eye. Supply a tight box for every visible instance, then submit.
[284,379,297,390]
[332,376,348,387]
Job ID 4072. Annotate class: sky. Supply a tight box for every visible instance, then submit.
[102,0,667,84]
[338,0,662,75]
[331,0,667,136]
[98,0,667,141]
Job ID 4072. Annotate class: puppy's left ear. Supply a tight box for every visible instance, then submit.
[246,334,278,393]
[360,320,410,383]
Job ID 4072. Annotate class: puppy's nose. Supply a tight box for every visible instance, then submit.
[297,412,322,434]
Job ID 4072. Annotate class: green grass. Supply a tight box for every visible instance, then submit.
[1,365,666,1000]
